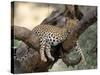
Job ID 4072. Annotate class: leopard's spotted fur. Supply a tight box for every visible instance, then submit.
[32,25,69,62]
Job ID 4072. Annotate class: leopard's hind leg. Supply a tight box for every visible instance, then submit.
[45,43,54,61]
[39,38,47,62]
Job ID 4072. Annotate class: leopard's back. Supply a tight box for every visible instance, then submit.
[32,25,68,46]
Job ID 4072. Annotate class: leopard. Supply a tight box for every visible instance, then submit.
[32,25,69,62]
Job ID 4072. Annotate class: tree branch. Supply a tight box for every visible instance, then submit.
[12,26,40,50]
